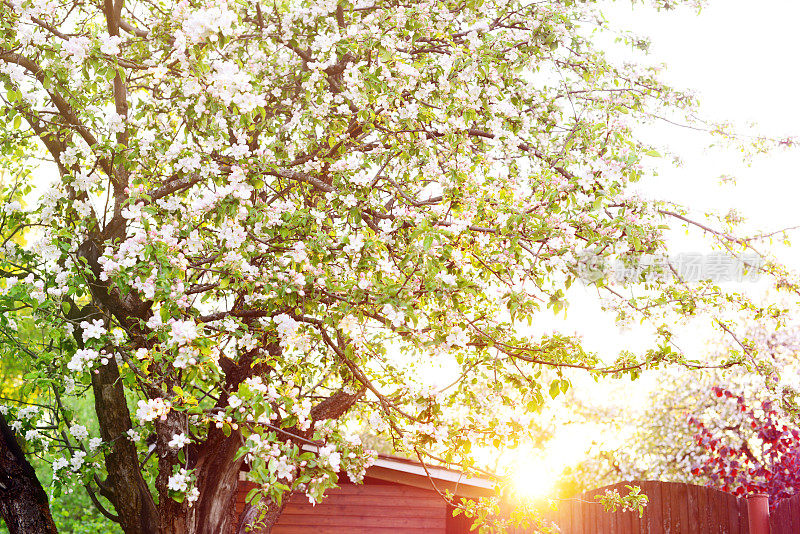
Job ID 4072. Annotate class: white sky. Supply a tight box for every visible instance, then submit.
[509,0,800,482]
[547,0,800,360]
[616,0,800,226]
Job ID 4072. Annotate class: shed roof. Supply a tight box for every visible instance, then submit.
[366,453,494,499]
[240,447,495,499]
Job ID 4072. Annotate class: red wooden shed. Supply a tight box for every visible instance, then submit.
[233,454,494,533]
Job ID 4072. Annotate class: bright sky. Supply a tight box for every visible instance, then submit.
[548,0,800,364]
[508,0,800,496]
[623,0,800,235]
[591,0,800,359]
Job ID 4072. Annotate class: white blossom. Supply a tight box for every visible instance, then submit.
[168,433,191,449]
[80,319,106,343]
[136,398,171,423]
[70,424,89,441]
[168,468,190,492]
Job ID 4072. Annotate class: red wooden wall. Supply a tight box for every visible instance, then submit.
[235,478,447,534]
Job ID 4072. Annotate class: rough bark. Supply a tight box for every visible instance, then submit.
[188,425,245,534]
[155,411,189,534]
[91,360,159,534]
[0,412,58,534]
[308,389,364,427]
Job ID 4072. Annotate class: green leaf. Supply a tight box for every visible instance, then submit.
[549,380,560,399]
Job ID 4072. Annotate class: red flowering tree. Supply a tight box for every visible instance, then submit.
[690,386,800,506]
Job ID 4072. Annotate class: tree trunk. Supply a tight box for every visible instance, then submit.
[188,425,246,534]
[91,360,159,534]
[155,411,188,534]
[67,298,158,534]
[0,412,58,534]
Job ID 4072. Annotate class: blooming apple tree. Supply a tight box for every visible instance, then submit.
[0,0,790,532]
[564,320,800,498]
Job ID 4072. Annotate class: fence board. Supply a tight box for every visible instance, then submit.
[781,498,791,534]
[784,498,792,534]
[783,498,793,534]
[774,500,786,534]
[585,491,599,534]
[699,480,714,533]
[785,499,792,534]
[706,487,719,534]
[578,491,589,534]
[724,493,740,534]
[770,499,782,534]
[659,482,671,533]
[639,481,661,534]
[738,496,749,534]
[556,498,571,534]
[610,506,620,533]
[571,493,583,534]
[780,498,789,534]
[715,487,729,533]
[624,508,638,534]
[661,482,674,533]
[687,483,701,534]
[674,482,690,533]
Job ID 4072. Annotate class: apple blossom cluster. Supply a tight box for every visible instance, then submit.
[168,468,200,506]
[136,398,172,424]
[272,314,311,354]
[244,429,377,506]
[168,432,191,449]
[597,487,649,515]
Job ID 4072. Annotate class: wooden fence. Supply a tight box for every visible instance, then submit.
[770,491,800,534]
[458,481,799,533]
[536,481,751,534]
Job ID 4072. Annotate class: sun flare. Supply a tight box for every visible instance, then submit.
[504,422,608,500]
[510,457,559,500]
